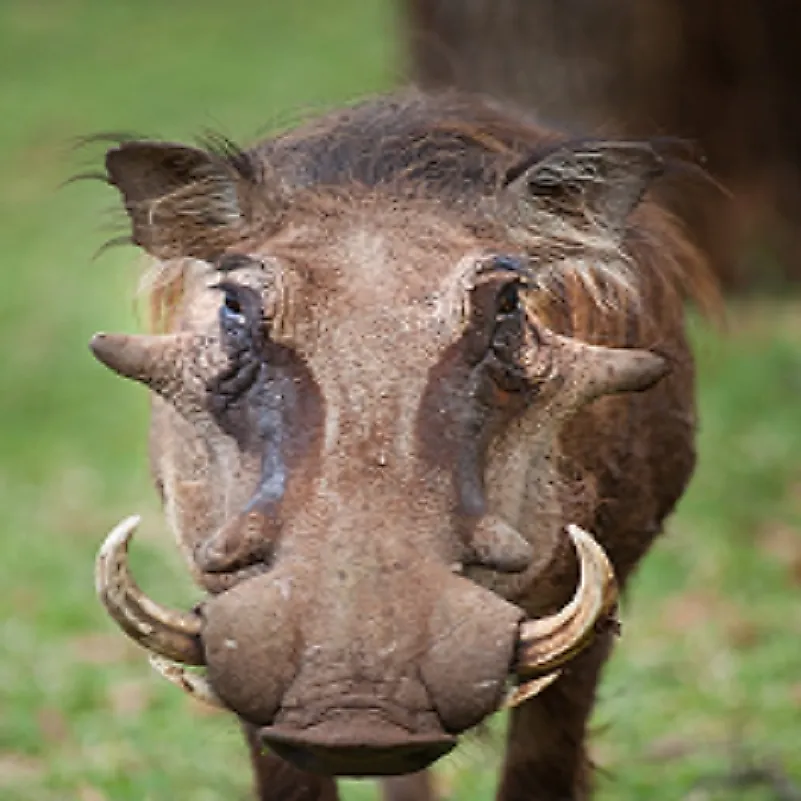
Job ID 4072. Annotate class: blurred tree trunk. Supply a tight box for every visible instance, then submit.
[401,0,801,291]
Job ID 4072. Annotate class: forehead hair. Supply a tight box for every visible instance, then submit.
[255,91,544,198]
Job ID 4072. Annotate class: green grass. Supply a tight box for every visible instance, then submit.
[1,2,799,799]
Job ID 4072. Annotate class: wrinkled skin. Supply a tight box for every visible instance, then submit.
[91,91,707,800]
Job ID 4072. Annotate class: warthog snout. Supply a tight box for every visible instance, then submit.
[247,569,523,775]
[97,517,616,776]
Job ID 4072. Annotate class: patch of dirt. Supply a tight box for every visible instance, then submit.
[758,522,801,586]
[107,678,153,718]
[0,753,45,786]
[69,632,140,665]
[659,590,766,651]
[78,784,108,801]
[37,706,69,744]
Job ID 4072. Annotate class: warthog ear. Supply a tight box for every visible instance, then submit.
[503,140,666,238]
[105,140,282,260]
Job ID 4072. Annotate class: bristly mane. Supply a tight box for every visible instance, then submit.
[256,91,551,196]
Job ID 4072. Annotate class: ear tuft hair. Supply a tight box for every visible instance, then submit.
[103,138,284,261]
[498,139,678,308]
[503,140,666,238]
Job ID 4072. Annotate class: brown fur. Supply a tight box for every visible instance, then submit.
[101,91,712,800]
[403,0,801,290]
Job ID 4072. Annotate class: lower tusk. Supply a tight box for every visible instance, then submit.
[503,671,562,709]
[149,655,227,710]
[95,515,205,665]
[516,524,618,677]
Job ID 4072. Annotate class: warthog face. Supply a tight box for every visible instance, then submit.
[91,94,670,776]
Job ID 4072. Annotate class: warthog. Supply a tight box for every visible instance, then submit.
[91,91,708,800]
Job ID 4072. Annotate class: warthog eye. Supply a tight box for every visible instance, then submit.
[212,281,268,352]
[466,258,535,395]
[207,282,265,414]
[223,289,243,316]
[496,281,521,316]
[491,279,525,356]
[218,282,247,326]
[483,280,534,394]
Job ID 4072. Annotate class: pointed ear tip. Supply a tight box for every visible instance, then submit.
[103,151,123,188]
[102,140,161,179]
[104,144,140,182]
[103,143,126,166]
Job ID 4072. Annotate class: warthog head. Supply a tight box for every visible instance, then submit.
[91,93,671,776]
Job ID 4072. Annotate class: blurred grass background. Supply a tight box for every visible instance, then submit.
[0,1,799,799]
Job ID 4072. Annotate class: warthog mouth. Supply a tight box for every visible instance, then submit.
[95,517,617,776]
[261,717,457,775]
[259,691,457,774]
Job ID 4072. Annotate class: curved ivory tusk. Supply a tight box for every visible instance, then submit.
[503,670,562,709]
[516,524,618,678]
[95,516,205,665]
[149,655,227,710]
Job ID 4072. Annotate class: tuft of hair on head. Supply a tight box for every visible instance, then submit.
[136,257,197,334]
